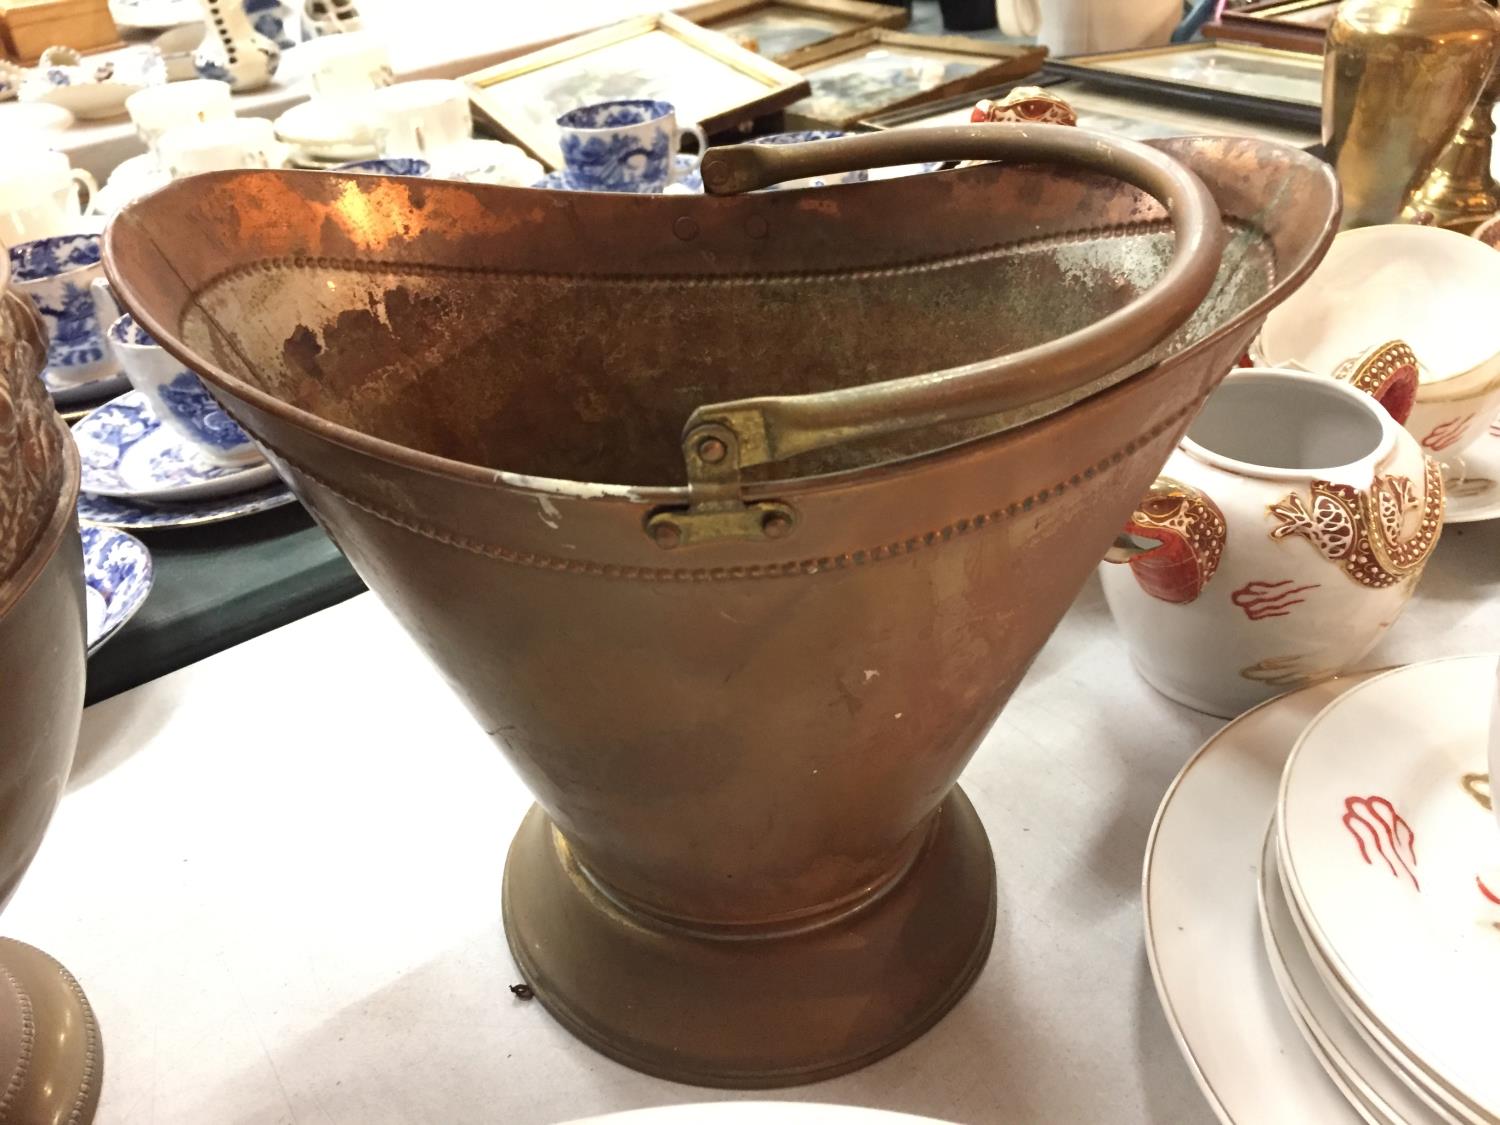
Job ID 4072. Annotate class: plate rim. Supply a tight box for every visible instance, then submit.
[1141,670,1385,1125]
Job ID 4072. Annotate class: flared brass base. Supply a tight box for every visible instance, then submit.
[0,938,102,1123]
[502,788,996,1088]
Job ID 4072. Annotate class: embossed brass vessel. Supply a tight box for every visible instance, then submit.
[105,129,1338,1087]
[0,277,101,1122]
[1323,0,1500,229]
[1405,64,1500,230]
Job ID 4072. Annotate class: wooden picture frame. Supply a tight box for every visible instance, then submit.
[678,0,908,61]
[1044,42,1323,130]
[1203,0,1341,55]
[778,29,1046,129]
[462,12,811,170]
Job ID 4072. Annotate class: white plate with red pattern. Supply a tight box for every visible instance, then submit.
[1443,422,1500,524]
[1277,655,1500,1125]
[1144,673,1375,1125]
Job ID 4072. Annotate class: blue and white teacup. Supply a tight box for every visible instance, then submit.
[92,282,258,467]
[556,99,707,193]
[7,233,118,390]
[748,131,869,191]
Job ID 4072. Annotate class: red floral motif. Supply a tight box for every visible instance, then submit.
[1422,415,1476,452]
[1490,418,1500,439]
[1342,795,1419,891]
[1479,875,1500,906]
[1230,578,1320,620]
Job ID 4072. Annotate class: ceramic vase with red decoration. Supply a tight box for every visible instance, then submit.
[1101,365,1443,718]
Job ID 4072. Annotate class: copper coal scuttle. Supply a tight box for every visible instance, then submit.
[103,127,1339,1087]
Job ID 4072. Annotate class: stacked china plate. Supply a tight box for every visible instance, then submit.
[1145,654,1500,1125]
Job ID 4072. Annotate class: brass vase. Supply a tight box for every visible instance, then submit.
[1323,0,1500,229]
[0,282,101,1122]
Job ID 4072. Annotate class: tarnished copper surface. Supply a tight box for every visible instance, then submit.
[105,133,1339,1086]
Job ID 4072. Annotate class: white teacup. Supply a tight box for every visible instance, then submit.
[1256,224,1500,464]
[304,32,393,97]
[92,281,258,467]
[158,117,284,177]
[126,80,234,164]
[370,79,472,156]
[0,149,96,246]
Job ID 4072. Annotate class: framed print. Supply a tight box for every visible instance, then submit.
[679,0,907,61]
[778,29,1046,129]
[463,12,810,169]
[1044,42,1324,129]
[1204,0,1342,54]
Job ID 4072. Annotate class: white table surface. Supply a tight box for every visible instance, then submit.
[4,513,1497,1125]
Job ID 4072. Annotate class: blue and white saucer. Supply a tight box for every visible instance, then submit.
[49,370,129,408]
[78,482,297,530]
[81,524,153,654]
[72,390,276,503]
[533,154,703,193]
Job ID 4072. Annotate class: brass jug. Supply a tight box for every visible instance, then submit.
[1323,0,1500,229]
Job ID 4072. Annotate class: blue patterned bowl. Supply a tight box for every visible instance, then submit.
[333,157,432,177]
[748,131,868,190]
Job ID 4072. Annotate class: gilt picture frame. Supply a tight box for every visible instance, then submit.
[462,12,811,170]
[778,29,1047,129]
[678,0,908,61]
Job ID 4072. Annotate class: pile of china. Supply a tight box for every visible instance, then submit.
[1142,219,1500,1125]
[1147,654,1500,1125]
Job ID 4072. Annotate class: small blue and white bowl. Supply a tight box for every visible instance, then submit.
[332,156,431,177]
[8,234,119,391]
[102,310,258,467]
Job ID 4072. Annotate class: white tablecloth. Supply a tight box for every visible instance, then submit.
[5,517,1497,1125]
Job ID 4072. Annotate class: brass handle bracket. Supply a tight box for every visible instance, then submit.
[645,419,797,549]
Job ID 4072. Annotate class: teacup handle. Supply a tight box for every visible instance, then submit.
[996,0,1041,36]
[69,168,98,211]
[676,125,710,177]
[1330,340,1419,426]
[90,276,121,330]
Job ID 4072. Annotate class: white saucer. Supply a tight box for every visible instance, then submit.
[1278,655,1500,1125]
[1258,828,1450,1125]
[1443,425,1500,523]
[72,390,275,503]
[48,370,129,408]
[1144,672,1379,1125]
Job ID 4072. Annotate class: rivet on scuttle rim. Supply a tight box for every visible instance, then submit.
[696,437,728,464]
[761,511,793,540]
[745,215,769,239]
[652,521,683,549]
[673,216,699,242]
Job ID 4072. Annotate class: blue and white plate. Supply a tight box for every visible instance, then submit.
[533,154,703,193]
[78,482,297,529]
[81,524,153,654]
[72,390,276,503]
[49,371,129,408]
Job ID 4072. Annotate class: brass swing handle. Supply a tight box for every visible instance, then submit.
[650,127,1226,549]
